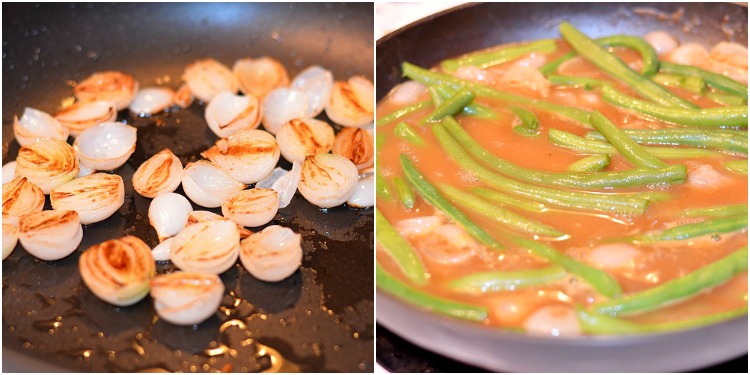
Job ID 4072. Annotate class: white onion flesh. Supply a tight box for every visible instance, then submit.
[332,127,374,171]
[276,118,335,163]
[152,236,174,262]
[76,160,96,178]
[298,154,358,208]
[240,225,302,282]
[170,220,240,275]
[644,31,679,56]
[202,129,279,184]
[396,216,445,237]
[3,162,17,185]
[129,87,174,116]
[18,210,83,261]
[388,80,427,106]
[149,193,193,242]
[271,161,301,209]
[204,91,262,138]
[132,148,184,198]
[222,188,279,228]
[54,100,117,137]
[587,244,641,270]
[74,71,139,111]
[325,76,374,128]
[79,236,155,306]
[233,57,290,99]
[2,176,45,219]
[411,224,478,264]
[50,173,125,225]
[291,65,333,118]
[182,58,238,103]
[667,43,709,66]
[523,305,581,337]
[255,167,288,189]
[15,138,79,194]
[346,173,374,208]
[74,122,137,171]
[186,210,253,238]
[261,88,309,135]
[13,107,69,147]
[3,223,18,260]
[150,271,225,326]
[181,160,246,208]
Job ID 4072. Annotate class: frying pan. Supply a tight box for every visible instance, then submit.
[2,3,373,372]
[376,2,747,372]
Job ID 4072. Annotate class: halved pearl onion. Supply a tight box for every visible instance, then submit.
[644,31,679,56]
[269,161,301,209]
[255,167,288,189]
[54,100,117,137]
[388,80,427,106]
[346,173,374,208]
[415,224,478,264]
[332,127,374,171]
[233,57,290,99]
[18,210,83,261]
[587,244,641,270]
[667,43,709,66]
[3,223,18,260]
[298,154,358,208]
[74,122,137,171]
[170,220,240,275]
[152,237,174,262]
[150,271,224,326]
[129,87,174,117]
[132,148,184,198]
[291,65,333,118]
[15,138,79,194]
[79,236,155,306]
[13,107,69,147]
[148,193,193,242]
[186,210,253,238]
[50,173,125,225]
[261,88,309,135]
[174,84,194,109]
[3,161,17,184]
[276,118,335,163]
[239,225,302,282]
[2,177,45,219]
[181,160,246,208]
[522,305,581,337]
[222,188,279,228]
[396,216,445,237]
[202,129,279,184]
[204,91,261,138]
[325,76,374,128]
[74,71,139,111]
[182,58,238,103]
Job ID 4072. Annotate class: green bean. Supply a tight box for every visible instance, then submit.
[449,265,567,294]
[400,154,504,249]
[393,121,425,147]
[392,176,415,210]
[434,85,498,119]
[559,22,697,109]
[590,111,667,169]
[376,173,392,200]
[512,237,622,298]
[402,62,593,127]
[428,86,444,107]
[553,129,725,159]
[584,128,748,154]
[442,117,685,187]
[542,36,659,77]
[595,246,748,315]
[725,160,748,174]
[376,132,387,151]
[472,187,547,213]
[600,85,748,128]
[577,305,749,335]
[439,184,566,238]
[377,262,487,321]
[706,91,747,106]
[441,39,557,72]
[652,73,705,94]
[376,99,433,127]
[539,51,577,76]
[548,74,608,90]
[683,204,748,218]
[659,61,748,100]
[510,106,540,136]
[375,210,427,284]
[639,215,748,243]
[432,122,650,214]
[568,155,611,172]
[422,87,476,123]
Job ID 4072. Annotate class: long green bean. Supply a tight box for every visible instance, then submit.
[568,155,611,172]
[513,237,622,298]
[683,204,748,218]
[595,246,748,315]
[441,117,685,187]
[392,176,415,210]
[725,160,748,174]
[449,265,567,294]
[559,22,696,109]
[706,91,747,106]
[539,51,577,76]
[541,35,659,76]
[652,73,705,94]
[510,106,540,137]
[375,210,427,284]
[428,86,444,107]
[472,187,547,213]
[659,61,748,100]
[439,184,566,238]
[376,173,392,200]
[393,121,425,146]
[639,215,748,243]
[434,85,498,119]
[590,111,667,169]
[376,99,433,127]
[400,154,504,249]
[584,128,748,154]
[422,87,476,123]
[441,39,557,72]
[577,305,749,335]
[377,263,488,321]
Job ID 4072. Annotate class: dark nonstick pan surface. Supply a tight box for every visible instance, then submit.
[3,3,373,372]
[376,2,747,373]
